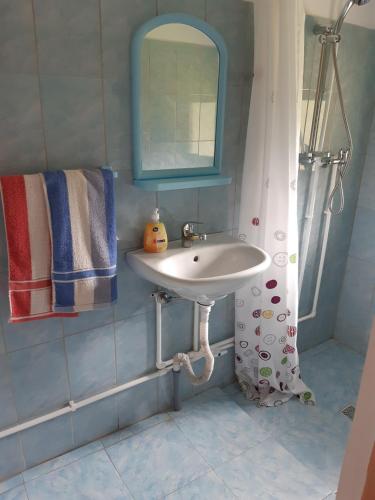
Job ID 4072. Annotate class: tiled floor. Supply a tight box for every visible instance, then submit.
[0,340,364,500]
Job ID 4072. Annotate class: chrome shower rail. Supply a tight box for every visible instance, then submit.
[298,0,369,320]
[299,0,365,214]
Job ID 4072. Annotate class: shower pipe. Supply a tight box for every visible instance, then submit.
[0,299,233,440]
[298,51,336,316]
[298,0,363,320]
[299,164,338,322]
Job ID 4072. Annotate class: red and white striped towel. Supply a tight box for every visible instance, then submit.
[0,174,76,323]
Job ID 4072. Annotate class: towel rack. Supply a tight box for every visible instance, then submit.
[101,165,119,178]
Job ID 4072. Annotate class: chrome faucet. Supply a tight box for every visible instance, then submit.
[181,221,207,248]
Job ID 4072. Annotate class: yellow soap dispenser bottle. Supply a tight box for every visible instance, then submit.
[143,208,168,253]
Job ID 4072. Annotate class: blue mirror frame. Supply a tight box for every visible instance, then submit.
[131,14,229,190]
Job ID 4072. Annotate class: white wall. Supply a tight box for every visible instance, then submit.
[304,0,375,29]
[244,0,375,30]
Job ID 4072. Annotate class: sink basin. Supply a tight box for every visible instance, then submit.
[126,233,271,303]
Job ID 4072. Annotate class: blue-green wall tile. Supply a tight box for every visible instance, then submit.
[72,397,118,447]
[0,75,45,173]
[20,415,74,469]
[158,189,199,241]
[63,308,114,337]
[358,118,375,210]
[34,0,100,77]
[103,79,132,169]
[117,377,158,428]
[157,0,205,18]
[115,311,156,383]
[8,340,70,420]
[162,301,194,360]
[0,0,252,481]
[40,76,105,169]
[114,258,156,322]
[206,0,252,86]
[65,324,116,400]
[2,318,63,353]
[0,0,36,75]
[348,206,375,262]
[101,0,157,79]
[0,435,24,481]
[335,301,372,356]
[198,183,235,234]
[0,330,5,355]
[223,85,244,146]
[115,170,157,249]
[209,295,235,344]
[0,354,17,428]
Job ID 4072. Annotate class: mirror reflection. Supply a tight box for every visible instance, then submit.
[140,23,219,171]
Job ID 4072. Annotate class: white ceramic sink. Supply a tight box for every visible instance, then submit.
[126,233,271,303]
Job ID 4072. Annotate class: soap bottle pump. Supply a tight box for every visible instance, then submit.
[143,208,168,253]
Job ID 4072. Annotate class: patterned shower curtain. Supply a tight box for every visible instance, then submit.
[235,0,314,406]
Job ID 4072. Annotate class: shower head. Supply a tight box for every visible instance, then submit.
[333,0,371,34]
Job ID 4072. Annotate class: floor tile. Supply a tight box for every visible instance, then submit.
[215,438,331,499]
[221,382,241,397]
[101,427,134,449]
[129,412,171,435]
[300,342,364,413]
[0,475,23,495]
[107,421,209,500]
[0,485,28,500]
[275,404,351,490]
[231,390,320,436]
[167,471,235,500]
[172,389,270,468]
[14,339,362,499]
[299,339,336,361]
[22,441,103,482]
[25,450,131,500]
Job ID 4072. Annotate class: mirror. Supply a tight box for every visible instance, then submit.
[131,15,229,190]
[142,24,218,171]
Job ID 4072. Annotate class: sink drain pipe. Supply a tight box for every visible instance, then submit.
[173,301,215,394]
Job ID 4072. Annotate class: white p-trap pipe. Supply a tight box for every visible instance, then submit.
[173,302,215,385]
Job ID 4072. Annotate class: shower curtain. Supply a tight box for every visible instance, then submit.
[235,0,314,406]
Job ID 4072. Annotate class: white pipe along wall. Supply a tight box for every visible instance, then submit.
[0,292,234,440]
[173,302,215,385]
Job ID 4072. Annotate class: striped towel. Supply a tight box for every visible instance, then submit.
[43,168,117,312]
[0,174,77,323]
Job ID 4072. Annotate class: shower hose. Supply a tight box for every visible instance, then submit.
[327,43,353,215]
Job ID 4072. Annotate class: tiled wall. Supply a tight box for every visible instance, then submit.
[297,17,375,351]
[0,0,253,480]
[334,113,375,355]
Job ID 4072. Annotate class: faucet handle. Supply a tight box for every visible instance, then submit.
[182,221,204,229]
[182,221,204,235]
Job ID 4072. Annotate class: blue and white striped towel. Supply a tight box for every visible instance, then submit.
[42,168,117,312]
